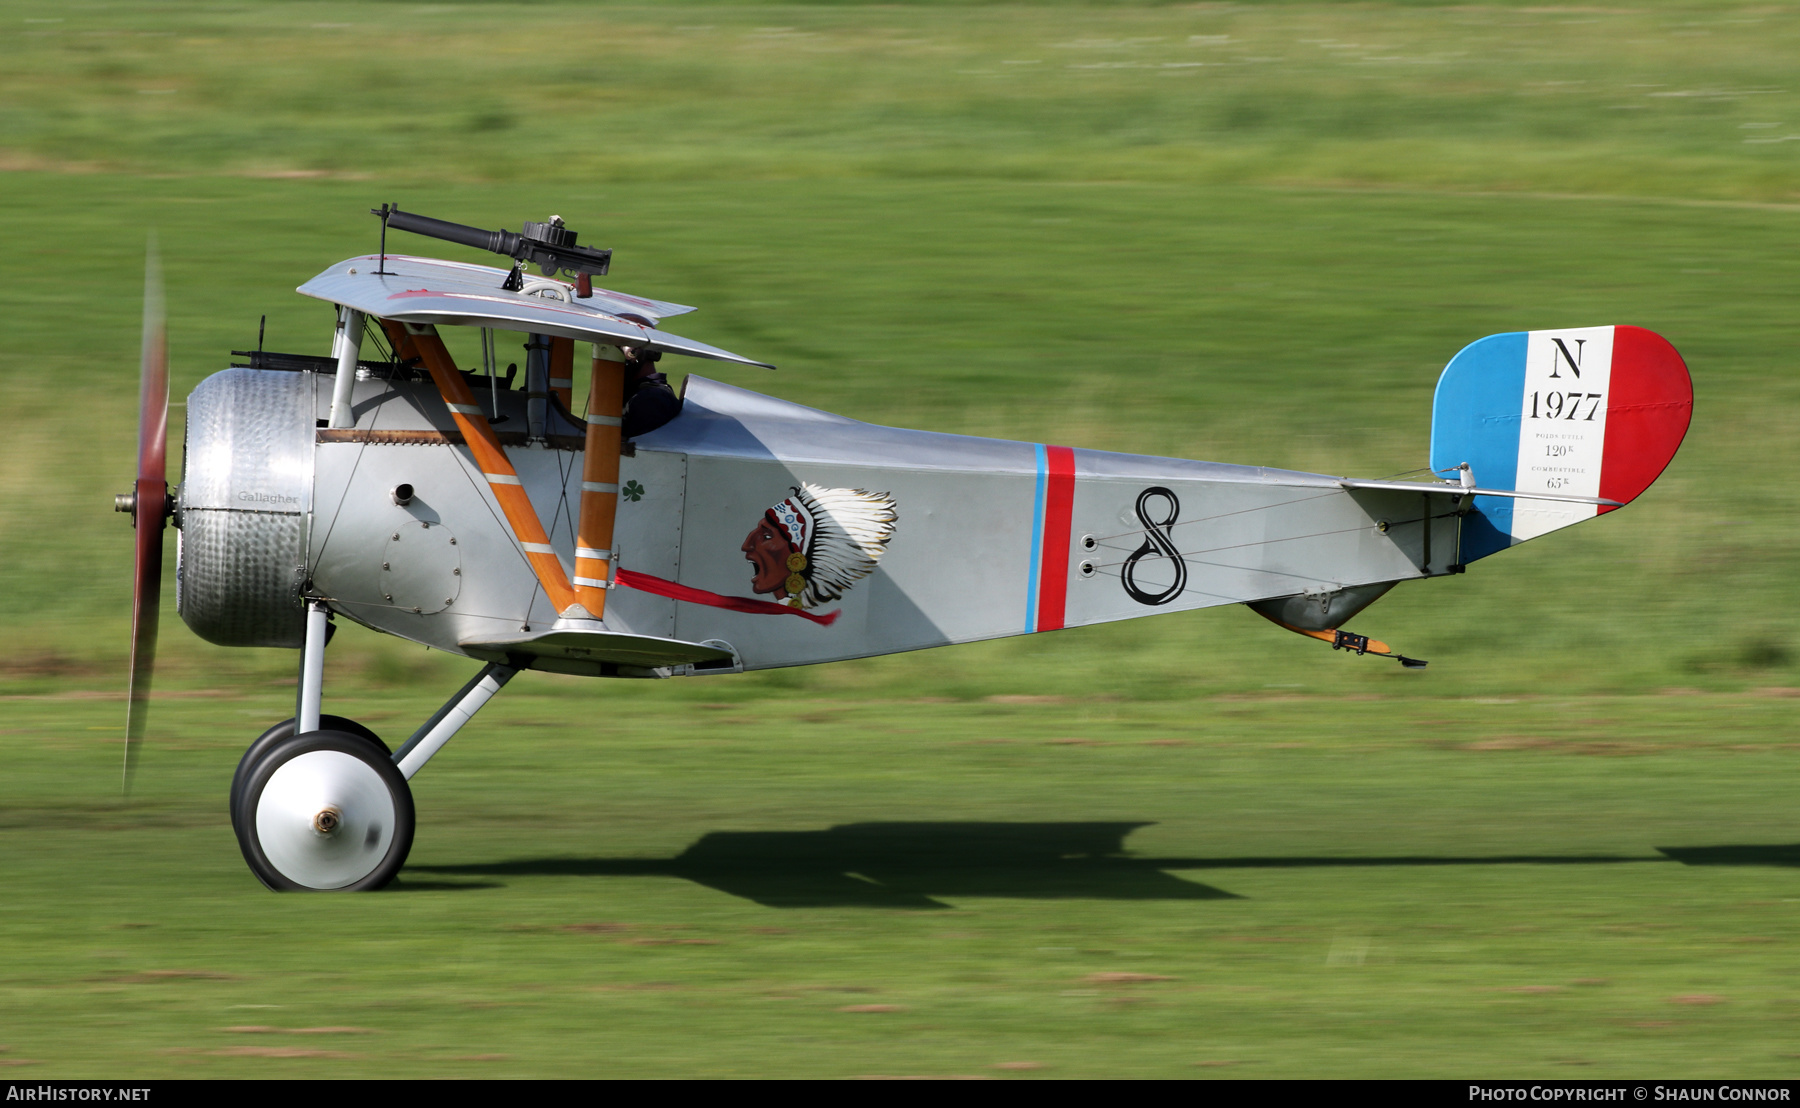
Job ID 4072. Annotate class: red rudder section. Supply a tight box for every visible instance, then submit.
[1599,326,1692,514]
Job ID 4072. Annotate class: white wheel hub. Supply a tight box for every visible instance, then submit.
[254,750,397,889]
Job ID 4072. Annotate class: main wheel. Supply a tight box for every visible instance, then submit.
[237,730,414,891]
[229,716,387,837]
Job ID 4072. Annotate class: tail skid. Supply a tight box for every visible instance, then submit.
[1255,609,1428,669]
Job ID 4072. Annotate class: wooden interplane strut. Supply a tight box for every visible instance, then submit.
[549,337,575,411]
[574,345,627,618]
[381,319,582,617]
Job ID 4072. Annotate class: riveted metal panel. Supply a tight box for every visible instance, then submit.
[179,368,315,513]
[177,511,310,646]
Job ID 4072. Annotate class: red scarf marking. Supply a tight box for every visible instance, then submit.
[615,569,841,627]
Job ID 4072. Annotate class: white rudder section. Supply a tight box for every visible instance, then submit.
[1513,326,1614,543]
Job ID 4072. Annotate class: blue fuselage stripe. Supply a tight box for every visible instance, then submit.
[1025,443,1047,633]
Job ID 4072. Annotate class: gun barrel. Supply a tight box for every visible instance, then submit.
[376,206,611,278]
[384,210,520,257]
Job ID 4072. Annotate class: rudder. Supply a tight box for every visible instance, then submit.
[1429,325,1691,563]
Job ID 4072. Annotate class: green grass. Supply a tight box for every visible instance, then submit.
[7,2,1800,201]
[2,0,1798,1079]
[7,688,1800,1077]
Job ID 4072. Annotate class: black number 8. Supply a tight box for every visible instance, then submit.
[1121,487,1187,606]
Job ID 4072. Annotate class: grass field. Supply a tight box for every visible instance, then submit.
[2,0,1798,1079]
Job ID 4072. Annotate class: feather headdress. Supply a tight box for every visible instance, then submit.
[762,483,898,609]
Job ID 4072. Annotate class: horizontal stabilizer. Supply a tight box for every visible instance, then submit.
[1338,478,1621,507]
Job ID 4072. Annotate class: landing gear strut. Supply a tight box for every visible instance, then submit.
[230,602,515,891]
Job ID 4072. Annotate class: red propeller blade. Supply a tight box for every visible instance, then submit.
[125,237,167,795]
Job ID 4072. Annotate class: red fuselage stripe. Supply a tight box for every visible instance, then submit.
[1036,445,1076,632]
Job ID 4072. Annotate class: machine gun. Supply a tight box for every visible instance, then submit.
[373,204,612,290]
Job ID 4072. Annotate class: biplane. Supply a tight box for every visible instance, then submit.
[116,208,1693,891]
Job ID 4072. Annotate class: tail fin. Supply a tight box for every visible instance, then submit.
[1430,326,1692,563]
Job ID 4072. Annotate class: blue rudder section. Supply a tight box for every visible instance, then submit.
[1430,332,1526,563]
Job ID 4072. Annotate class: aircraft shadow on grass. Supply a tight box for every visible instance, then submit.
[408,821,1229,908]
[403,822,1800,908]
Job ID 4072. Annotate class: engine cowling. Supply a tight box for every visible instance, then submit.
[176,368,316,647]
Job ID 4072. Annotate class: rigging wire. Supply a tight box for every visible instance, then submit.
[1088,521,1376,571]
[1079,489,1467,610]
[360,315,396,368]
[1084,473,1465,553]
[1378,465,1444,482]
[1090,499,1463,572]
[1085,488,1346,549]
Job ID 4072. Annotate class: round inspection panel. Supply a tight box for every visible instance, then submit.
[382,520,462,614]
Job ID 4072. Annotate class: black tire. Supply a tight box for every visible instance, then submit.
[237,730,414,892]
[229,716,386,837]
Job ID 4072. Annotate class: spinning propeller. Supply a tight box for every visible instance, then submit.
[115,238,168,795]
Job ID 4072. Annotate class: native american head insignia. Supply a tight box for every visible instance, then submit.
[741,483,898,611]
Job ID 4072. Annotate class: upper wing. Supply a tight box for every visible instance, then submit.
[298,255,771,369]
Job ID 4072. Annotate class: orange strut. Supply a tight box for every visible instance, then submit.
[549,336,574,411]
[573,345,627,619]
[387,320,580,616]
